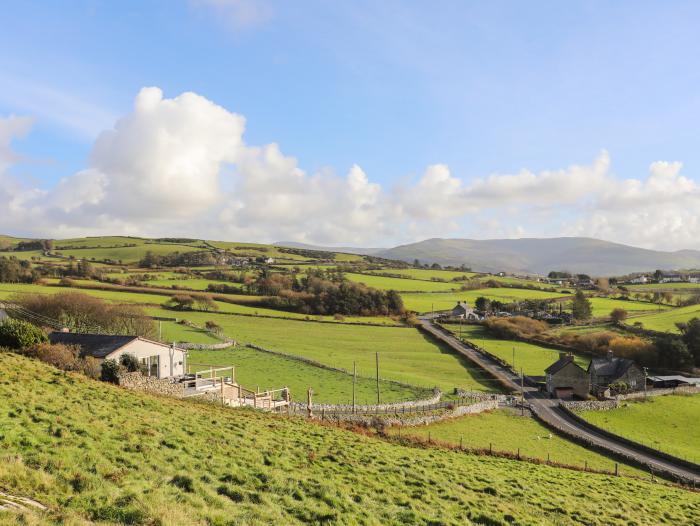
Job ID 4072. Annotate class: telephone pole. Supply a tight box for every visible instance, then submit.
[376,352,380,404]
[520,367,525,416]
[352,361,357,413]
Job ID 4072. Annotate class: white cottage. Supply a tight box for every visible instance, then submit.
[49,332,186,379]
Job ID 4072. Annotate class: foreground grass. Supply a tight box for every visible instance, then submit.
[189,347,427,404]
[455,325,589,376]
[148,309,499,393]
[0,353,697,525]
[580,395,700,463]
[386,409,645,476]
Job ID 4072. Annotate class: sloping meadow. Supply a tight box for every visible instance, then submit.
[0,352,698,525]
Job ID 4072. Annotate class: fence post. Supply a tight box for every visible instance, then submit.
[614,463,619,476]
[428,431,431,444]
[517,448,520,460]
[460,436,463,450]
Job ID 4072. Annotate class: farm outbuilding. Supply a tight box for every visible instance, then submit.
[49,332,186,379]
[545,353,589,400]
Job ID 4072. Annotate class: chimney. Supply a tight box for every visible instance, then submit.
[559,352,572,362]
[607,350,614,362]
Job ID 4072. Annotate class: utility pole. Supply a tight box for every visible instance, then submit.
[512,346,515,369]
[643,367,648,398]
[352,361,357,413]
[158,320,162,341]
[520,367,524,416]
[376,352,380,404]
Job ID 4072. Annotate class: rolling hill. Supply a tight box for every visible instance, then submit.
[376,237,700,276]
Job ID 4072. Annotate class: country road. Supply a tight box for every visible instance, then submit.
[418,316,700,485]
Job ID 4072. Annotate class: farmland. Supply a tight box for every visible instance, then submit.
[579,395,700,463]
[630,304,700,333]
[345,272,462,292]
[401,288,569,313]
[583,297,669,318]
[387,409,644,475]
[366,268,479,281]
[1,353,694,525]
[188,346,427,404]
[454,324,590,376]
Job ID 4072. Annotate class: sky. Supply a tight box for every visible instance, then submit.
[1,0,700,250]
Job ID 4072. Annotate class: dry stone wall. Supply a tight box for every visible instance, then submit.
[119,372,186,398]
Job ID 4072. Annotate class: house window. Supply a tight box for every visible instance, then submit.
[149,355,159,377]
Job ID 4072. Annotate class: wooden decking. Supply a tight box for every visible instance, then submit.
[183,364,290,412]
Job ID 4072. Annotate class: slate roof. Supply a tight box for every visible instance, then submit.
[545,355,584,375]
[48,333,138,359]
[588,355,636,378]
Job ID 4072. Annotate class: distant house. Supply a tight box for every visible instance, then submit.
[49,333,186,379]
[659,273,685,283]
[689,275,700,284]
[264,257,275,264]
[588,351,645,392]
[451,301,477,320]
[545,353,589,400]
[628,275,649,284]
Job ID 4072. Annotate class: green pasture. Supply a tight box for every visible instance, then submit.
[0,282,400,325]
[53,242,202,264]
[454,325,589,376]
[387,409,643,476]
[581,297,670,318]
[158,321,222,344]
[366,268,480,281]
[146,308,497,393]
[628,282,700,291]
[630,304,700,333]
[345,273,461,292]
[1,353,693,525]
[188,347,427,404]
[580,395,700,463]
[401,289,570,313]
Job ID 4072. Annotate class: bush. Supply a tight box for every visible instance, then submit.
[81,356,102,379]
[485,316,548,339]
[101,359,121,383]
[22,343,81,370]
[119,353,140,372]
[0,318,48,349]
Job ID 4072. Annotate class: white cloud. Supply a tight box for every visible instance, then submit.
[2,87,700,250]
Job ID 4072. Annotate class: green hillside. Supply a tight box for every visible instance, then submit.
[0,352,697,525]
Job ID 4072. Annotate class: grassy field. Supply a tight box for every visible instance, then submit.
[345,273,461,292]
[146,308,498,393]
[1,353,694,525]
[188,347,427,404]
[158,321,223,344]
[455,325,590,376]
[628,282,700,291]
[387,409,644,475]
[401,289,570,313]
[366,268,480,281]
[0,282,400,326]
[583,297,669,318]
[580,395,700,463]
[631,304,700,333]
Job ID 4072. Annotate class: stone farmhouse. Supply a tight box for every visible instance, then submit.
[49,332,186,379]
[544,353,589,400]
[588,351,645,393]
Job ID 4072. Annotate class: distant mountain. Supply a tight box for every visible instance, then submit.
[375,237,700,276]
[274,241,385,256]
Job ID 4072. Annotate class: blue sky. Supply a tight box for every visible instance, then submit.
[1,1,700,248]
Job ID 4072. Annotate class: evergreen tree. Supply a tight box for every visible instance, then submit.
[571,290,592,321]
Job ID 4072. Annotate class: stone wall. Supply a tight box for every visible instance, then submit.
[179,340,236,350]
[561,400,619,412]
[616,385,700,401]
[318,399,499,427]
[119,372,186,398]
[292,389,442,413]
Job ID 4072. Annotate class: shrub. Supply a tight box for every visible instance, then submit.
[119,353,140,372]
[610,308,628,324]
[22,343,81,370]
[81,356,102,379]
[101,359,121,383]
[0,318,48,349]
[485,316,548,339]
[608,336,656,366]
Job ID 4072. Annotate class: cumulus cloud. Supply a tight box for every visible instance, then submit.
[2,87,700,250]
